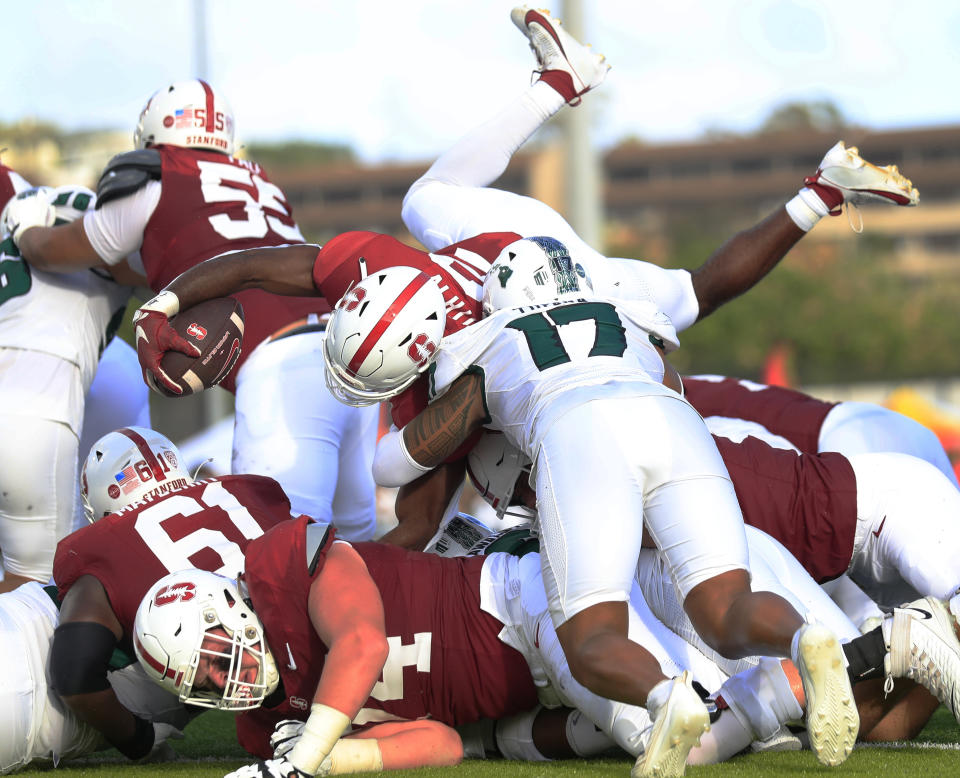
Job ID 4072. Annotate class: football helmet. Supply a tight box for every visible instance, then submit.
[80,426,192,522]
[134,570,278,711]
[323,266,446,406]
[481,236,590,316]
[133,79,235,156]
[465,430,532,519]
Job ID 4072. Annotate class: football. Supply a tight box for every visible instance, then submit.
[156,297,245,398]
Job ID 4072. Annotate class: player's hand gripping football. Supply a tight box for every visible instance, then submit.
[134,290,200,395]
[223,756,314,778]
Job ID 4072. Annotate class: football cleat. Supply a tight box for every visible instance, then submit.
[633,671,709,778]
[510,6,610,105]
[793,623,859,766]
[805,141,919,211]
[884,596,960,725]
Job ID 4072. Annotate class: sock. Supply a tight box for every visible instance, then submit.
[785,186,835,231]
[842,625,887,683]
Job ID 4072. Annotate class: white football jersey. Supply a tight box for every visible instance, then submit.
[0,237,130,388]
[429,295,682,455]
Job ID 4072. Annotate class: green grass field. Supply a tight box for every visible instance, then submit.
[16,707,958,778]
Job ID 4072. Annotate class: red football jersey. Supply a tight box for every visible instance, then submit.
[684,376,837,454]
[0,164,21,209]
[53,474,294,649]
[714,435,858,582]
[140,146,329,390]
[312,230,519,430]
[237,517,538,758]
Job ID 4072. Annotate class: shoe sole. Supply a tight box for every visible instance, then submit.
[632,675,709,778]
[798,625,860,766]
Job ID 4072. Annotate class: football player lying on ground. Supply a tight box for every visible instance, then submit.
[49,427,299,761]
[133,514,941,778]
[127,6,917,549]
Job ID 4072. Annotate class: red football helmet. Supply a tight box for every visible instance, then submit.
[323,266,446,406]
[134,79,235,156]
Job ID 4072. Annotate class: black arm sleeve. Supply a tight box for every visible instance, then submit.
[49,621,117,696]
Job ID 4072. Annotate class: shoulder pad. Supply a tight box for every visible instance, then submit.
[96,149,162,208]
[305,521,332,575]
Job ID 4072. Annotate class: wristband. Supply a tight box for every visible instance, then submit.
[114,714,156,760]
[287,703,351,775]
[138,289,181,319]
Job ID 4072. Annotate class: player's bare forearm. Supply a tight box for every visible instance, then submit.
[691,208,804,321]
[62,688,142,747]
[19,220,105,272]
[355,720,463,769]
[383,460,467,550]
[403,373,487,468]
[164,244,321,308]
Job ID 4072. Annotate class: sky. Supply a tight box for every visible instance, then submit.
[5,0,960,164]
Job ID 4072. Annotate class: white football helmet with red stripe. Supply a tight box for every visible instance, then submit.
[323,266,446,406]
[133,79,235,156]
[80,426,193,522]
[134,570,278,711]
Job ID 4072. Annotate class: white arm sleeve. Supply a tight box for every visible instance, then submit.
[372,427,432,488]
[82,180,162,265]
[587,256,700,333]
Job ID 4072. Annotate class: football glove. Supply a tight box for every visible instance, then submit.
[133,291,200,395]
[1,190,55,245]
[270,719,305,760]
[224,757,313,778]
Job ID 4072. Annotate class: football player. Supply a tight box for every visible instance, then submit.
[49,426,299,761]
[132,517,942,778]
[1,80,379,542]
[0,179,134,593]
